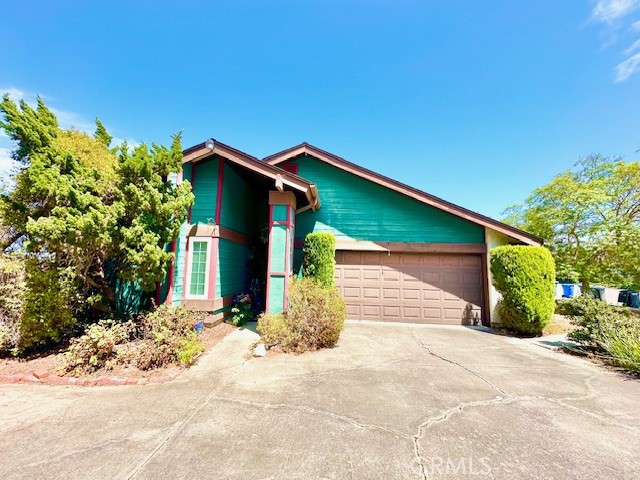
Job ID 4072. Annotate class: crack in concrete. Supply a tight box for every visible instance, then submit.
[12,438,123,470]
[211,394,410,439]
[125,358,249,479]
[412,331,509,396]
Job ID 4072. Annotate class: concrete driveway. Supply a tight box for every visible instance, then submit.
[1,321,639,479]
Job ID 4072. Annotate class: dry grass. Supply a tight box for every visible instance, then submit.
[542,314,575,336]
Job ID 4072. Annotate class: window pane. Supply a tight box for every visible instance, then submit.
[189,241,208,296]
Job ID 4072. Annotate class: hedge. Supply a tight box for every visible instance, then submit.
[490,245,555,336]
[302,232,336,287]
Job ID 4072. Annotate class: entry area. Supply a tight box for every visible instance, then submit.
[334,250,484,324]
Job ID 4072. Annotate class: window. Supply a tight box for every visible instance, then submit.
[186,238,211,298]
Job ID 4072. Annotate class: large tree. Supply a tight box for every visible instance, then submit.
[0,95,193,312]
[504,154,640,290]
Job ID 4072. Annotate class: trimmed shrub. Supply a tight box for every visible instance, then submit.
[490,245,555,336]
[566,296,640,373]
[19,260,77,353]
[0,254,26,353]
[302,233,336,287]
[257,278,346,353]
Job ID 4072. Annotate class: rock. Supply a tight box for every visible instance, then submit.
[253,343,266,357]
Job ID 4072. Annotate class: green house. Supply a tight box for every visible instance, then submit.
[158,140,541,325]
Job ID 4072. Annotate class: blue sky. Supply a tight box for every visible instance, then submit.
[1,0,639,219]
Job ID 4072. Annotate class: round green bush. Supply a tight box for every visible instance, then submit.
[302,232,336,287]
[490,245,555,336]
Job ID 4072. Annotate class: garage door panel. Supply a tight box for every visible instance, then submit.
[403,307,421,319]
[422,307,443,320]
[419,255,441,266]
[362,305,381,318]
[363,269,381,281]
[402,289,420,300]
[346,304,360,318]
[335,251,484,325]
[382,269,400,281]
[402,269,421,282]
[343,287,360,299]
[383,306,401,318]
[383,288,400,299]
[363,288,381,299]
[422,289,441,301]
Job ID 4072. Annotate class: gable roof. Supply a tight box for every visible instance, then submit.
[183,139,320,211]
[263,142,542,246]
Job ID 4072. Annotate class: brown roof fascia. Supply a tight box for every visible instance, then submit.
[263,142,542,246]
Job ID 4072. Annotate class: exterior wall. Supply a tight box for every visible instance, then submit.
[216,238,249,297]
[169,157,253,312]
[290,156,485,244]
[220,163,251,234]
[485,227,512,323]
[190,158,218,225]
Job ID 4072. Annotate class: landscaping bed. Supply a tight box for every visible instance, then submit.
[0,322,235,386]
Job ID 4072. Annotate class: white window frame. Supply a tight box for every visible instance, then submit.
[185,237,212,299]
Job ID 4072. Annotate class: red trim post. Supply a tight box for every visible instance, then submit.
[265,204,274,312]
[283,205,292,310]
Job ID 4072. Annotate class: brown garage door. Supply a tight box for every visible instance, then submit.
[335,251,484,324]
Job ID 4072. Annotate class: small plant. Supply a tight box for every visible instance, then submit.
[133,305,204,370]
[257,278,346,353]
[63,320,134,374]
[62,305,205,373]
[490,245,555,336]
[230,293,253,326]
[176,336,204,366]
[302,233,336,287]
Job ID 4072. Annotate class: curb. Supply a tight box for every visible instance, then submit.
[0,367,184,387]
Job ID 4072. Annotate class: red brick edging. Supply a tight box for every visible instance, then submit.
[0,367,184,387]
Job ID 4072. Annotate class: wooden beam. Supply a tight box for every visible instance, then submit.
[334,240,488,254]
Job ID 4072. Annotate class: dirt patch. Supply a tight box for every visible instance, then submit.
[542,314,575,336]
[0,322,236,384]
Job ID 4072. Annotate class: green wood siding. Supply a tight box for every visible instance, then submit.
[273,205,287,221]
[291,156,484,244]
[269,276,285,313]
[191,158,218,225]
[220,163,251,234]
[270,225,287,272]
[216,239,249,298]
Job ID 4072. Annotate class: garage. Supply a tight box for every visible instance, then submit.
[334,250,484,324]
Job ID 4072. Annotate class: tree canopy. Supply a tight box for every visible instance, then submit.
[0,95,193,313]
[504,154,640,290]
